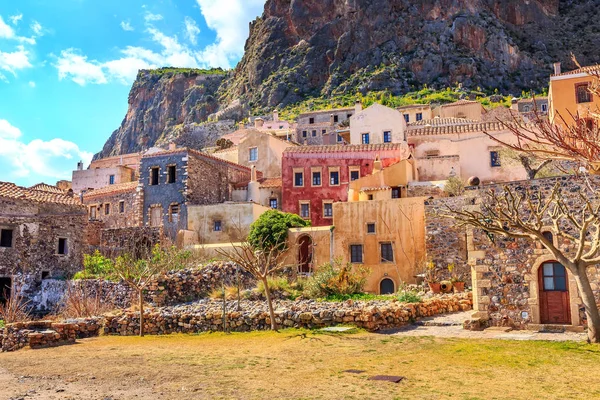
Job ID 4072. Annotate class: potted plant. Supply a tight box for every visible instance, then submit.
[424,261,441,293]
[448,263,466,292]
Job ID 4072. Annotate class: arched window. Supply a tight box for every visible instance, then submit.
[542,231,553,244]
[380,278,395,295]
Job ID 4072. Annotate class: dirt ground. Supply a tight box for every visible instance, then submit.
[1,329,600,400]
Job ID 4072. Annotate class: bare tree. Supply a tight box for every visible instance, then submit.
[443,182,600,342]
[217,241,290,331]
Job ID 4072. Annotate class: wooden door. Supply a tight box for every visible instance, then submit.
[539,262,571,324]
[150,206,162,227]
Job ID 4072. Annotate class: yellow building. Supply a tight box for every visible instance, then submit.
[548,63,600,127]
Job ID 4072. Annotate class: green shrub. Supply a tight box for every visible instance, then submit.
[304,259,370,299]
[397,291,422,303]
[248,210,310,252]
[444,176,466,197]
[75,250,116,280]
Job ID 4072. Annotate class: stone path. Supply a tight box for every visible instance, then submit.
[382,311,588,342]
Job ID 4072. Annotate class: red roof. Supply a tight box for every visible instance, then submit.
[283,143,404,154]
[0,181,83,206]
[407,121,509,137]
[142,147,252,172]
[441,99,481,108]
[28,183,67,194]
[259,178,282,189]
[83,181,138,200]
[552,64,600,77]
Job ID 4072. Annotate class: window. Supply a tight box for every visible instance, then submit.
[350,170,360,181]
[490,151,501,167]
[294,171,304,187]
[329,170,339,186]
[312,171,321,186]
[0,229,13,248]
[361,133,370,144]
[334,115,339,123]
[119,201,125,213]
[109,175,115,185]
[523,105,531,112]
[425,150,440,157]
[404,114,409,123]
[169,204,180,223]
[350,245,363,263]
[541,103,548,112]
[41,271,50,280]
[323,202,333,218]
[150,167,159,185]
[542,262,567,291]
[300,202,310,219]
[576,83,592,104]
[90,206,97,220]
[542,231,554,244]
[368,194,374,200]
[57,238,68,255]
[302,130,307,138]
[167,165,177,183]
[105,203,110,215]
[381,243,394,263]
[383,131,391,143]
[337,134,343,143]
[249,147,258,162]
[322,129,327,135]
[367,223,376,234]
[269,198,278,209]
[312,130,317,137]
[391,187,401,199]
[347,113,352,119]
[309,117,315,124]
[416,113,423,121]
[214,220,222,232]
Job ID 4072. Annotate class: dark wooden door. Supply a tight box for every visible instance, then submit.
[539,262,571,324]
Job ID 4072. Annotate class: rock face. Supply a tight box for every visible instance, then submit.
[223,0,598,108]
[97,0,600,157]
[94,70,228,159]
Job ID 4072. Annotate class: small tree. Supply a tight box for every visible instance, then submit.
[499,148,554,180]
[248,210,310,252]
[444,176,466,197]
[112,245,189,337]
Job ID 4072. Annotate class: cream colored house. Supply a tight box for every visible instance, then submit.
[434,100,485,121]
[349,103,407,145]
[397,104,433,124]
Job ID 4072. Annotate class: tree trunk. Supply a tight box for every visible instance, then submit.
[262,276,278,331]
[139,289,145,337]
[573,265,600,343]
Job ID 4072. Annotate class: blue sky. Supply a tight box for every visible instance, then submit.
[0,0,265,187]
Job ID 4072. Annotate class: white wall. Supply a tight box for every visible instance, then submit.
[349,103,407,145]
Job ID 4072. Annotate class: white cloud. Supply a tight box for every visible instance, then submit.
[184,16,200,45]
[0,15,15,38]
[28,80,35,87]
[9,14,22,25]
[120,20,134,31]
[144,12,163,22]
[0,46,33,74]
[195,0,264,67]
[0,119,92,181]
[30,20,42,36]
[55,49,107,85]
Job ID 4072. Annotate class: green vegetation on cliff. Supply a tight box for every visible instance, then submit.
[144,67,229,77]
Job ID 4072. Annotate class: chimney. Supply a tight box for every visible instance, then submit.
[553,62,561,75]
[511,97,519,110]
[330,113,335,125]
[355,100,363,113]
[168,143,177,150]
[251,165,257,182]
[273,110,279,122]
[255,117,264,129]
[373,155,382,174]
[77,160,83,171]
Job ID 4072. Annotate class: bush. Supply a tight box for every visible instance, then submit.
[255,276,305,300]
[59,283,116,318]
[397,291,422,303]
[248,210,310,252]
[304,260,370,299]
[444,176,466,197]
[74,250,116,280]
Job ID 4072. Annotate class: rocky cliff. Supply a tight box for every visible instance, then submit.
[97,0,600,157]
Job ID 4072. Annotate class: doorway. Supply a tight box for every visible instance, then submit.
[0,277,11,304]
[539,261,571,324]
[380,278,395,295]
[298,235,313,274]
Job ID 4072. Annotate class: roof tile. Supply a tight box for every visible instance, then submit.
[0,181,83,206]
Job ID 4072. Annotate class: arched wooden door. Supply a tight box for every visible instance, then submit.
[298,236,313,274]
[380,278,395,295]
[539,261,571,324]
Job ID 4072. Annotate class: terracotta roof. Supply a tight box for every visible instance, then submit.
[220,129,255,145]
[552,64,600,77]
[259,178,282,189]
[396,104,431,110]
[283,143,404,154]
[0,181,83,206]
[408,117,479,127]
[142,147,252,172]
[360,186,391,191]
[440,99,480,108]
[83,181,138,200]
[407,121,508,136]
[28,183,67,194]
[298,106,355,117]
[517,97,548,103]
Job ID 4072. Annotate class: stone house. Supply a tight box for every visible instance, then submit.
[397,104,433,124]
[295,102,361,145]
[348,103,407,145]
[433,99,484,121]
[514,97,549,114]
[139,146,255,238]
[0,182,87,309]
[281,143,410,226]
[548,62,600,128]
[407,118,527,183]
[82,181,141,229]
[71,152,141,194]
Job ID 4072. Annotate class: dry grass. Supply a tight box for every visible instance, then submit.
[1,330,600,399]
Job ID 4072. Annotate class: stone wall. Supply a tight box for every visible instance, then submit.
[103,293,472,335]
[0,319,101,352]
